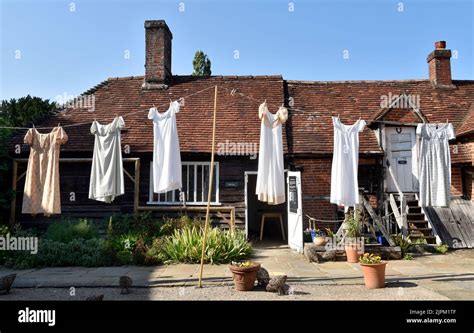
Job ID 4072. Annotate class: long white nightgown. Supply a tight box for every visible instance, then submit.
[330,117,366,207]
[256,102,288,205]
[89,116,125,203]
[416,123,455,207]
[148,101,182,193]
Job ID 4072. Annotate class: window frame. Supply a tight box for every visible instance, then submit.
[147,161,220,206]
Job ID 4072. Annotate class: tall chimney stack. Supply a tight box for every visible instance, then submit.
[143,20,172,89]
[427,41,454,88]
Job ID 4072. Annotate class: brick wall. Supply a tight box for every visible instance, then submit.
[295,157,379,232]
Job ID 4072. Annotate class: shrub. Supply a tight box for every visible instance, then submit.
[162,226,252,264]
[159,215,201,236]
[434,244,449,254]
[107,232,140,265]
[144,238,165,265]
[45,219,98,243]
[5,238,113,268]
[109,212,161,240]
[393,234,412,256]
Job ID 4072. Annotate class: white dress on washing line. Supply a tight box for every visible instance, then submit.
[256,102,288,205]
[89,116,125,203]
[330,117,366,207]
[148,101,182,193]
[416,123,455,207]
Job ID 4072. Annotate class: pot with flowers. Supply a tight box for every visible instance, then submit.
[228,261,261,291]
[306,219,328,246]
[343,211,363,263]
[359,253,387,289]
[312,229,328,246]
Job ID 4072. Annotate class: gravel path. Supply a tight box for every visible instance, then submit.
[0,283,449,301]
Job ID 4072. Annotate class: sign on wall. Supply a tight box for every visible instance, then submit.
[289,176,298,213]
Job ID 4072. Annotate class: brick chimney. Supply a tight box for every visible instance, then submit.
[427,41,454,88]
[143,20,172,89]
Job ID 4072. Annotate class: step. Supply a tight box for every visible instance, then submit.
[408,227,433,236]
[407,213,425,221]
[408,220,429,225]
[408,206,422,214]
[409,235,437,244]
[406,200,419,207]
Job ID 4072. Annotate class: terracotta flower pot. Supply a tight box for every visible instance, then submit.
[228,263,260,291]
[345,244,361,263]
[313,236,327,246]
[360,262,387,289]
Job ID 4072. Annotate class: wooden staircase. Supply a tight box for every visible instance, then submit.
[405,197,436,244]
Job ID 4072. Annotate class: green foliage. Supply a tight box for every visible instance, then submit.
[45,219,98,243]
[434,244,449,254]
[107,232,139,265]
[192,50,212,76]
[4,239,113,268]
[403,253,414,260]
[344,212,362,238]
[108,212,161,241]
[359,253,382,264]
[159,215,201,236]
[144,238,165,265]
[393,234,413,256]
[162,226,252,264]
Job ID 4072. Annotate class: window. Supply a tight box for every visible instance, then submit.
[148,162,220,205]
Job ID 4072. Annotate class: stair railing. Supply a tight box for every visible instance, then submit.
[387,166,408,237]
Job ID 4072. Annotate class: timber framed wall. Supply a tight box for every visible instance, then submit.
[10,158,141,225]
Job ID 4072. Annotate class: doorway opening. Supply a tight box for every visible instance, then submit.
[245,172,288,247]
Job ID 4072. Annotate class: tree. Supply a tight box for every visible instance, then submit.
[0,95,58,224]
[192,50,212,76]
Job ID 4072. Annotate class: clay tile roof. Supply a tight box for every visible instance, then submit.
[456,102,474,138]
[286,80,474,154]
[12,75,285,154]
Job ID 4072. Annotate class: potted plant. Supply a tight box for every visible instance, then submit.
[228,261,261,291]
[313,229,328,246]
[359,253,387,289]
[344,211,363,263]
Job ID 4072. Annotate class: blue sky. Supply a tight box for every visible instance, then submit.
[1,0,473,101]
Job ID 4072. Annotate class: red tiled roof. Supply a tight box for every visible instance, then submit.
[12,75,285,154]
[456,102,474,138]
[287,80,474,154]
[11,77,474,158]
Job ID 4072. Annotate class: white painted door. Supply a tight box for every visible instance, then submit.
[287,171,303,252]
[386,127,418,192]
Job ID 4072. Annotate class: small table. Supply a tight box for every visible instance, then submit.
[259,213,286,241]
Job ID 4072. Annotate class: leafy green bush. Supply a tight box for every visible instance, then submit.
[4,238,113,268]
[162,226,252,264]
[159,215,201,236]
[45,219,98,243]
[108,212,161,240]
[434,244,449,254]
[144,238,165,265]
[107,232,140,265]
[393,234,412,256]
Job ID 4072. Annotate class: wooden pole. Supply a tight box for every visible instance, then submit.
[198,85,218,288]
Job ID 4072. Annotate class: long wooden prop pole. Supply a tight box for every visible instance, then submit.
[198,85,218,288]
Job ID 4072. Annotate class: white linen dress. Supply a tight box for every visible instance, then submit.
[256,102,288,205]
[89,116,125,203]
[330,117,366,207]
[148,101,182,193]
[416,123,455,207]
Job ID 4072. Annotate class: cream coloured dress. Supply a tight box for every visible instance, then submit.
[256,102,288,205]
[22,127,68,216]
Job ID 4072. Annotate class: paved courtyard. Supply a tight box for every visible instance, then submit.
[0,245,473,300]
